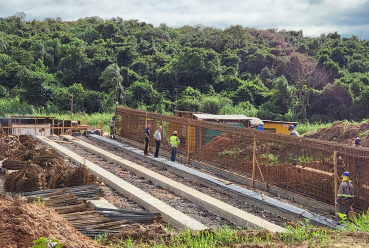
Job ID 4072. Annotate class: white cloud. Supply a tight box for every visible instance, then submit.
[1,0,368,38]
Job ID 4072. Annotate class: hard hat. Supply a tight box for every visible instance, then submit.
[288,125,294,130]
[343,171,350,176]
[173,131,177,134]
[158,126,162,129]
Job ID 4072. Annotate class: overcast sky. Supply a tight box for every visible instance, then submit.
[1,0,369,39]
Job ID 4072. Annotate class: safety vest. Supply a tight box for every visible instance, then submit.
[169,136,180,148]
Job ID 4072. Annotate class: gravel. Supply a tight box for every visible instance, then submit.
[60,141,239,229]
[59,136,292,228]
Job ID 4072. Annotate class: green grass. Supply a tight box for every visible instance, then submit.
[295,122,334,135]
[93,217,369,248]
[52,112,113,133]
[346,211,369,233]
[296,119,368,135]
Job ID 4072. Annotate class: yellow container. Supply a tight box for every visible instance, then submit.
[262,121,297,135]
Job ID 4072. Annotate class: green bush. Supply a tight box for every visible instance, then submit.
[32,237,65,248]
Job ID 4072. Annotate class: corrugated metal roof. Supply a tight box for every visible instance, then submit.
[193,114,249,120]
[262,120,298,124]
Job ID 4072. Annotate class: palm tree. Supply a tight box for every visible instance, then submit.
[0,32,8,53]
[30,40,54,66]
[0,54,13,69]
[99,63,124,106]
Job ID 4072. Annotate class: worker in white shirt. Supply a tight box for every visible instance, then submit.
[154,126,162,157]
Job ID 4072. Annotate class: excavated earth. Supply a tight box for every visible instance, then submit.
[0,195,102,248]
[305,120,369,146]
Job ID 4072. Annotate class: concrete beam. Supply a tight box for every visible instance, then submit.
[87,198,118,210]
[64,135,286,233]
[90,135,337,229]
[116,136,334,212]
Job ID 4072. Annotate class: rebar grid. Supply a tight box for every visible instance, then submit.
[115,108,369,210]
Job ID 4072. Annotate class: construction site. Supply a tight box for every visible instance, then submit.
[1,108,369,247]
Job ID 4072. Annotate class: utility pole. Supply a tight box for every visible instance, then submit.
[71,93,74,121]
[175,88,178,110]
[116,81,119,108]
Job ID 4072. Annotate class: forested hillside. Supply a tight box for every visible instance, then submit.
[1,13,369,122]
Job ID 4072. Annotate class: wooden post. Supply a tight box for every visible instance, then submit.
[62,118,65,135]
[199,127,202,150]
[8,117,11,135]
[145,112,148,151]
[187,119,190,164]
[334,150,338,212]
[34,117,37,137]
[17,118,20,137]
[52,118,54,136]
[252,136,256,187]
[266,143,269,181]
[71,93,74,121]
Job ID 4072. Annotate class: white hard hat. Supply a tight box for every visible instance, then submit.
[173,131,177,134]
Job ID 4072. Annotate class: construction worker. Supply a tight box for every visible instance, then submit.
[168,131,180,162]
[336,171,354,222]
[110,116,115,139]
[288,125,300,165]
[154,126,162,157]
[355,137,362,147]
[288,125,299,137]
[144,124,151,155]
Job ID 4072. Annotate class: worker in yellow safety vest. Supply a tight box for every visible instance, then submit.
[168,131,180,162]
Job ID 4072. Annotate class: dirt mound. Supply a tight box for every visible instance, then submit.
[107,224,170,245]
[305,121,369,146]
[0,194,102,248]
[194,134,235,160]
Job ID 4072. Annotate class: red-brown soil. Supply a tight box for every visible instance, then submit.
[305,121,369,146]
[0,194,102,248]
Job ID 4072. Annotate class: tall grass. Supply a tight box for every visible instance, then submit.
[52,112,113,132]
[0,97,36,117]
[296,119,368,135]
[295,122,333,135]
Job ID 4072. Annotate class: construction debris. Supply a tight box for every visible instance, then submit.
[21,187,163,239]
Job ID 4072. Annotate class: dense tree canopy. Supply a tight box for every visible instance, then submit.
[0,13,369,122]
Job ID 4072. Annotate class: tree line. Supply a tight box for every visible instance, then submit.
[1,12,369,122]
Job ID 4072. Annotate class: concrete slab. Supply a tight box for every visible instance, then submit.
[36,136,207,231]
[64,135,286,233]
[88,198,118,210]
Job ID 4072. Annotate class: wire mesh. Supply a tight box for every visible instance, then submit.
[115,107,369,211]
